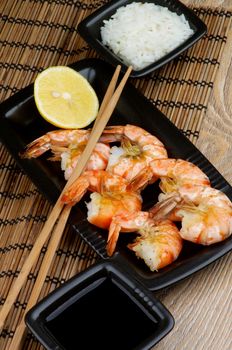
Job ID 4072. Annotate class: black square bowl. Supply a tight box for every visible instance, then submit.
[25,261,174,350]
[78,0,207,78]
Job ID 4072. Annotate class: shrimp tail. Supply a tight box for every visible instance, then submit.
[61,176,90,205]
[106,218,121,256]
[19,135,51,158]
[19,129,93,160]
[149,194,181,220]
[128,167,155,192]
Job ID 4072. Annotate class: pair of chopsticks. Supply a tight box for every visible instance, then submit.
[0,64,132,349]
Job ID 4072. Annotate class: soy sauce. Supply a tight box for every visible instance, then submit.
[45,278,158,349]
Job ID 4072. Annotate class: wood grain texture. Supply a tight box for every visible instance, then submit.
[184,0,232,8]
[154,1,232,349]
[197,25,232,185]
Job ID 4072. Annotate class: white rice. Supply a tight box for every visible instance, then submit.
[100,2,194,71]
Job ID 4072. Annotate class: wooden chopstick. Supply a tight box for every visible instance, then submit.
[7,204,72,350]
[0,64,132,336]
[62,64,122,190]
[6,64,122,349]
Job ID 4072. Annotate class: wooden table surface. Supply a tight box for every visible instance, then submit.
[155,1,232,349]
[0,1,231,349]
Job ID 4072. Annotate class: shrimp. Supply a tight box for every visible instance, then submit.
[58,143,110,180]
[20,129,93,158]
[61,170,141,205]
[148,159,232,245]
[107,213,182,271]
[19,124,167,182]
[126,157,211,205]
[150,158,211,197]
[167,185,232,245]
[101,124,168,182]
[61,169,142,230]
[20,129,111,180]
[147,158,211,219]
[86,192,142,230]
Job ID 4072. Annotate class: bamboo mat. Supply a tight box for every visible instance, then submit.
[0,1,232,349]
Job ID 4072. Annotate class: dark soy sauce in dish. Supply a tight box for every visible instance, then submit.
[45,278,158,349]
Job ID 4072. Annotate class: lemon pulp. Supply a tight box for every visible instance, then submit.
[34,66,99,129]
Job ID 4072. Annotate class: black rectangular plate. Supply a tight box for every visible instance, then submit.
[1,58,232,291]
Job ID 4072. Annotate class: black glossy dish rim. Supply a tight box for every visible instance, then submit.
[25,260,175,350]
[0,58,232,292]
[77,0,207,78]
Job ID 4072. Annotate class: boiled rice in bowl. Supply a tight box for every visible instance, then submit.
[100,2,194,71]
[77,0,207,77]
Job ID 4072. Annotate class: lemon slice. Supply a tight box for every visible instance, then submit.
[34,66,99,128]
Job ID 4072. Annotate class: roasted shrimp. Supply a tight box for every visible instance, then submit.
[148,159,232,245]
[20,129,93,158]
[20,129,111,180]
[102,124,168,182]
[61,170,142,228]
[150,158,211,195]
[61,170,130,204]
[86,191,142,230]
[169,185,232,245]
[58,143,110,180]
[107,213,182,271]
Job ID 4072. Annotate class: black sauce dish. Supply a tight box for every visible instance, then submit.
[25,260,174,350]
[78,0,207,78]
